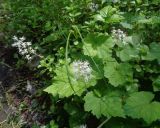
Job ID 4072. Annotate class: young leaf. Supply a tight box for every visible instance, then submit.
[124,91,160,123]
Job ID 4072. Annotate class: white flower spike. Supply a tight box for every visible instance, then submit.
[12,36,36,61]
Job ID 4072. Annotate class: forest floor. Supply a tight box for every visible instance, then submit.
[0,41,49,128]
[0,42,21,128]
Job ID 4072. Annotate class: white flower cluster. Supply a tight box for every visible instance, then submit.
[88,2,98,12]
[12,36,36,60]
[72,60,92,82]
[79,124,87,128]
[111,27,126,42]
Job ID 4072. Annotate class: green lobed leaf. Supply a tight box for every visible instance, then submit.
[94,6,123,23]
[84,91,125,118]
[107,14,124,23]
[93,14,104,22]
[104,60,133,87]
[44,65,97,98]
[83,33,114,60]
[100,6,117,17]
[143,42,160,61]
[117,45,140,61]
[148,42,160,60]
[120,22,133,29]
[124,91,160,123]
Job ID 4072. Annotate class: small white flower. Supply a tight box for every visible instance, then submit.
[20,51,26,55]
[13,36,18,41]
[23,49,28,54]
[30,49,36,54]
[25,54,31,60]
[79,124,87,128]
[72,60,92,82]
[29,56,32,60]
[20,36,25,41]
[21,42,27,48]
[11,43,17,47]
[26,42,31,46]
[18,48,23,53]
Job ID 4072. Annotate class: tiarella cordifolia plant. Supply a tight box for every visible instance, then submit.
[3,0,160,128]
[12,36,36,60]
[44,2,160,127]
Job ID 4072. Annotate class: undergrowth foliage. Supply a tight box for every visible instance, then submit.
[3,0,160,127]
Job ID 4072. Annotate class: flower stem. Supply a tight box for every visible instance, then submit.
[97,117,111,128]
[65,31,76,93]
[73,25,107,84]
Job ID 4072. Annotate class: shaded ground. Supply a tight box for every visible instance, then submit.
[0,42,50,128]
[0,76,12,127]
[0,42,22,127]
[0,47,15,127]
